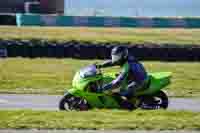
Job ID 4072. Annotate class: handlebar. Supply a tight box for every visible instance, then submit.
[96,64,102,75]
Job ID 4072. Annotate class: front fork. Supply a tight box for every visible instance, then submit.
[63,90,72,98]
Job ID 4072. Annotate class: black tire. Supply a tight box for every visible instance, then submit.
[59,94,89,111]
[59,96,69,111]
[139,91,169,110]
[155,91,169,109]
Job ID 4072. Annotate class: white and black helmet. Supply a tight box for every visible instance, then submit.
[111,46,128,64]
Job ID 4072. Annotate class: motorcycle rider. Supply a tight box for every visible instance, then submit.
[97,46,149,109]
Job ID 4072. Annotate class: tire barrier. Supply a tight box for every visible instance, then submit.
[0,43,7,57]
[1,39,200,61]
[0,14,16,25]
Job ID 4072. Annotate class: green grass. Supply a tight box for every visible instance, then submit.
[0,58,200,97]
[0,110,200,130]
[1,26,200,45]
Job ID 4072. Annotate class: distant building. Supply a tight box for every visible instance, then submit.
[0,0,26,13]
[40,0,64,14]
[0,0,64,14]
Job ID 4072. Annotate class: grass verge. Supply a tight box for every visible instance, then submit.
[0,110,200,130]
[0,58,200,97]
[0,26,200,45]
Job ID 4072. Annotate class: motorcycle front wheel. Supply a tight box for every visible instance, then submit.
[59,93,89,111]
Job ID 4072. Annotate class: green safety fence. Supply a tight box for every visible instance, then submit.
[15,14,200,28]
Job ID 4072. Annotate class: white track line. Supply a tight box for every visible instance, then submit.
[0,99,8,104]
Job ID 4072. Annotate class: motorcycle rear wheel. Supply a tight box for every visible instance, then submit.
[139,91,168,110]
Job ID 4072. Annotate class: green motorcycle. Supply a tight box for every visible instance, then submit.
[59,64,172,111]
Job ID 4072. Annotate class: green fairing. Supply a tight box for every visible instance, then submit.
[72,71,102,91]
[71,71,120,108]
[68,86,120,108]
[68,65,172,109]
[136,72,172,96]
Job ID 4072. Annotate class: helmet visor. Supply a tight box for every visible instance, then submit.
[111,54,122,63]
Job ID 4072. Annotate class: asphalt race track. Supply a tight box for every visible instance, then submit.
[0,94,200,111]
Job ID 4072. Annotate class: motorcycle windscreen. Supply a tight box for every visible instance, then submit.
[79,65,97,78]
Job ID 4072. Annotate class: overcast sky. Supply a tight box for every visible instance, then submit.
[64,0,200,16]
